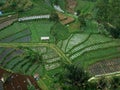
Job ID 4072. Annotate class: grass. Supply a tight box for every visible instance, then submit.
[74,46,120,68]
[68,20,81,33]
[37,78,49,90]
[0,23,27,39]
[75,0,96,14]
[51,22,70,42]
[0,20,55,43]
[84,20,99,33]
[19,0,54,17]
[24,20,55,42]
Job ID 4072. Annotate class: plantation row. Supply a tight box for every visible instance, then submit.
[0,29,31,42]
[57,33,118,61]
[0,47,62,77]
[89,58,120,75]
[0,20,54,42]
[69,41,119,60]
[58,34,112,52]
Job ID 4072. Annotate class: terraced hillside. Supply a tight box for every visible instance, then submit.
[0,0,120,89]
[57,33,120,69]
[0,46,63,76]
[0,45,66,89]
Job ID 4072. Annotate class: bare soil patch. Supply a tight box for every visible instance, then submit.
[66,0,77,14]
[57,12,75,25]
[0,68,41,90]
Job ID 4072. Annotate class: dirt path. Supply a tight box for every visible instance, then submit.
[66,0,77,14]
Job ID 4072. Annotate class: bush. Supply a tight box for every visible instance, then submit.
[50,22,70,43]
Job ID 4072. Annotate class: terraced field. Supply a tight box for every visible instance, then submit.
[57,33,120,69]
[89,58,120,75]
[0,46,63,75]
[0,0,120,89]
[0,45,65,89]
[0,20,54,43]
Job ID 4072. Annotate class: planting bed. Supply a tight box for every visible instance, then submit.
[88,58,120,75]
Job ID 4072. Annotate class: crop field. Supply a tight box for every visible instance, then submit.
[0,0,120,89]
[0,46,63,74]
[57,33,120,68]
[88,58,120,75]
[0,20,55,43]
[0,46,64,89]
[24,20,55,42]
[19,0,54,17]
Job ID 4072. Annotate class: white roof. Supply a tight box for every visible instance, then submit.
[41,37,50,40]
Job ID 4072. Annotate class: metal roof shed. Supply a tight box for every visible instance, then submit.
[41,37,50,40]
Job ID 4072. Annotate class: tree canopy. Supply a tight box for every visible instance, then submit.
[59,64,90,90]
[50,22,70,43]
[95,0,120,38]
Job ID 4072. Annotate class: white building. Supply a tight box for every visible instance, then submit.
[41,36,50,40]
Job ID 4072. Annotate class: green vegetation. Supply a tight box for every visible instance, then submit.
[0,20,55,42]
[95,0,120,38]
[59,64,90,90]
[0,0,33,12]
[50,22,70,43]
[0,0,120,90]
[75,0,95,14]
[57,33,120,69]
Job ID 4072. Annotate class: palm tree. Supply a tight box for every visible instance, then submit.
[22,47,43,64]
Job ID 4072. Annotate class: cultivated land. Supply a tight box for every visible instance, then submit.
[0,0,120,90]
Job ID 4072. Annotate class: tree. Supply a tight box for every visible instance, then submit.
[97,77,110,90]
[1,0,32,12]
[49,12,59,22]
[78,14,86,28]
[50,22,70,43]
[22,47,43,64]
[0,0,5,7]
[110,76,120,90]
[49,0,58,5]
[95,0,120,38]
[59,64,90,90]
